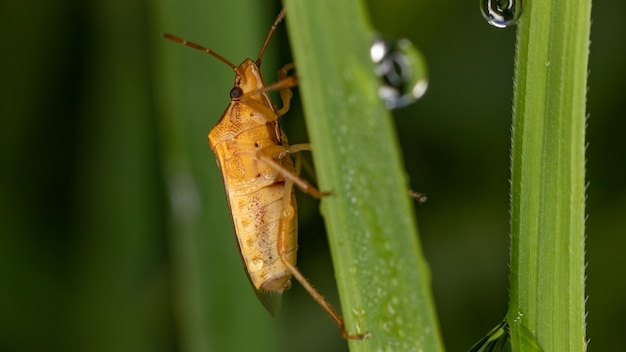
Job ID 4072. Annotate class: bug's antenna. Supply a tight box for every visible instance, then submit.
[161,33,238,70]
[256,8,286,67]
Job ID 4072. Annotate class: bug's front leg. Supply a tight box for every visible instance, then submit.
[237,65,297,119]
[276,63,296,116]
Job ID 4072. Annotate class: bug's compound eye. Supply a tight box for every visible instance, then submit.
[370,34,429,109]
[230,87,243,99]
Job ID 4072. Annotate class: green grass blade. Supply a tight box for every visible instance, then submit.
[282,1,444,351]
[507,0,591,350]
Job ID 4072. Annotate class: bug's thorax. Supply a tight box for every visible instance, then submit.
[208,58,281,150]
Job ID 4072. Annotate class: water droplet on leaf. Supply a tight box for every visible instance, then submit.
[480,0,523,28]
[370,35,428,109]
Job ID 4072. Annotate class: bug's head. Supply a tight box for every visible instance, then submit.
[230,59,265,99]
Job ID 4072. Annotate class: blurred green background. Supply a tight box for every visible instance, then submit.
[1,0,623,351]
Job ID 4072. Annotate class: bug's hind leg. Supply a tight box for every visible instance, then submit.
[276,177,367,340]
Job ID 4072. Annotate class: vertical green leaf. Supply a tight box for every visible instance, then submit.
[282,1,444,351]
[508,0,590,350]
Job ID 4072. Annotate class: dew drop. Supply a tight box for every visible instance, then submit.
[370,35,428,109]
[424,326,432,335]
[352,307,365,316]
[480,0,523,28]
[381,321,392,332]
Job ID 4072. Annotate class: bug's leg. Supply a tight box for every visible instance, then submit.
[271,143,311,163]
[238,67,297,119]
[408,190,428,203]
[256,145,329,198]
[276,63,295,116]
[279,143,319,183]
[276,180,367,340]
[291,145,304,176]
[285,142,310,155]
[237,59,296,120]
[272,143,312,161]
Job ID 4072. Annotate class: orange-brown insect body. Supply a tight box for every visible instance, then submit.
[208,59,297,311]
[162,9,366,339]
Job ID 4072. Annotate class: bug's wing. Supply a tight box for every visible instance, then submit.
[253,286,283,316]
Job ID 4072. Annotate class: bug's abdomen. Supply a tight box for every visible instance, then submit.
[228,182,297,293]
